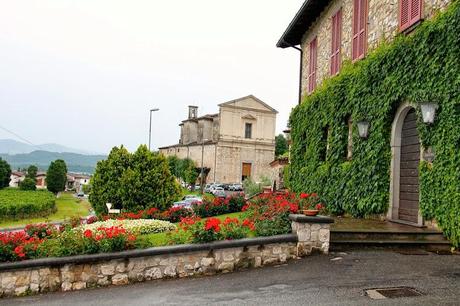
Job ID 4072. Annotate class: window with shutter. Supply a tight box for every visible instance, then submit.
[331,8,342,75]
[308,37,317,93]
[400,0,422,31]
[352,0,367,61]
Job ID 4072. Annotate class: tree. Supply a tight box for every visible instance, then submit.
[275,134,288,157]
[0,158,11,189]
[90,145,180,214]
[166,155,180,178]
[178,158,199,186]
[26,165,38,179]
[46,159,68,193]
[90,146,131,214]
[19,178,36,190]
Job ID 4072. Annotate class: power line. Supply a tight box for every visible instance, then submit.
[0,124,37,146]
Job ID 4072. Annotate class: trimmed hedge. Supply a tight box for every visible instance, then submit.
[0,189,56,220]
[289,2,460,246]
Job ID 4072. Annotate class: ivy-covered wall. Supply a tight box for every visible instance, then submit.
[288,1,460,246]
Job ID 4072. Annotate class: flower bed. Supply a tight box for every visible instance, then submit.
[168,216,254,244]
[0,189,56,220]
[79,219,176,235]
[192,193,246,218]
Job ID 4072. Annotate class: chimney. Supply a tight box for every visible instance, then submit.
[188,105,198,119]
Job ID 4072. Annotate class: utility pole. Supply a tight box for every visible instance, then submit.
[148,108,160,151]
[200,139,209,194]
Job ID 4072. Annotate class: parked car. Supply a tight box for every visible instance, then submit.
[213,189,226,198]
[222,184,231,191]
[173,195,202,208]
[204,184,213,193]
[212,187,225,196]
[229,184,243,191]
[77,191,85,197]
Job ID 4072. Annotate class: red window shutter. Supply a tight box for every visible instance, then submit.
[400,0,410,30]
[330,8,342,75]
[410,0,422,25]
[352,0,367,61]
[400,0,422,31]
[308,37,317,93]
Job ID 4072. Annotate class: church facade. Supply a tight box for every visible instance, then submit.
[159,95,277,184]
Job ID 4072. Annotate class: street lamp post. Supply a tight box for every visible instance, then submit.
[200,139,209,194]
[148,108,160,151]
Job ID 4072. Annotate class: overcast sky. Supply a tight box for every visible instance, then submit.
[0,0,302,154]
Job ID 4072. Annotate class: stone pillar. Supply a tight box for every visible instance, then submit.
[289,214,334,257]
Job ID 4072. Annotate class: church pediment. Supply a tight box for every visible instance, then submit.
[242,114,257,120]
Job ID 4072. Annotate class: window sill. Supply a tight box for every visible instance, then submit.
[400,19,423,35]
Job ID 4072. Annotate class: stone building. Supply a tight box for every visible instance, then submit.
[277,0,453,102]
[159,95,277,184]
[277,0,456,227]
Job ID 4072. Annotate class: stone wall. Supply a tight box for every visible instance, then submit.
[0,216,333,298]
[300,0,454,100]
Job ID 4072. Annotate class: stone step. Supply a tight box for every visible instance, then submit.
[330,239,452,252]
[331,229,447,242]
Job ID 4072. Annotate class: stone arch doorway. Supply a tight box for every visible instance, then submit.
[388,103,423,226]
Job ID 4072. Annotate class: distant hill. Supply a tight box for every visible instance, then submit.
[0,150,107,174]
[0,139,101,155]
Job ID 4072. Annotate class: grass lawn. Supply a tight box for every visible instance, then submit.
[0,192,92,229]
[136,211,246,248]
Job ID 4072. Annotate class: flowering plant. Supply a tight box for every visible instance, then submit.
[79,219,176,235]
[298,193,324,211]
[168,216,252,244]
[0,231,44,262]
[24,223,58,239]
[192,193,246,218]
[243,191,298,236]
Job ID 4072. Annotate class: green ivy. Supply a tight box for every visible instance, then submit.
[288,1,460,246]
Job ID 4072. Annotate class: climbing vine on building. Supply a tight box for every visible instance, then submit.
[288,2,460,246]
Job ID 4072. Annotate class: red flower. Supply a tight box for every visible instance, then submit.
[128,235,136,242]
[14,246,26,258]
[300,193,309,199]
[83,229,93,238]
[315,203,323,210]
[242,219,255,231]
[311,193,318,197]
[204,218,221,232]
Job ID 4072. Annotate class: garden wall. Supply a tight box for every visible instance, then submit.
[0,215,332,297]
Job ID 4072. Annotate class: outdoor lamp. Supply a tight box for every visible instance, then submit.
[357,121,370,139]
[420,102,438,124]
[283,128,291,144]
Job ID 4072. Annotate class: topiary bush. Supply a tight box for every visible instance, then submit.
[90,145,181,214]
[288,2,460,246]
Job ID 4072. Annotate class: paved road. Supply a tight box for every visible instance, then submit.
[3,250,459,306]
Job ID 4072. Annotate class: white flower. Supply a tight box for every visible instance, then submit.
[78,219,176,235]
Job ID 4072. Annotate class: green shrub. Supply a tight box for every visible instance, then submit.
[19,178,36,191]
[90,145,180,214]
[288,2,460,246]
[0,189,56,220]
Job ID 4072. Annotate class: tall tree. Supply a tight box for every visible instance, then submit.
[120,145,180,212]
[46,159,68,193]
[275,134,288,157]
[26,165,38,179]
[90,146,131,213]
[0,158,11,189]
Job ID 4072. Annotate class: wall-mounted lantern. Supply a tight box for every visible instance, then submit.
[357,121,370,139]
[283,128,291,145]
[420,102,438,124]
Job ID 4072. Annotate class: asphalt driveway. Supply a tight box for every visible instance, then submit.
[3,250,459,306]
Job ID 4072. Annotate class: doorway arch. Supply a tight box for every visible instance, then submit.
[388,102,423,226]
